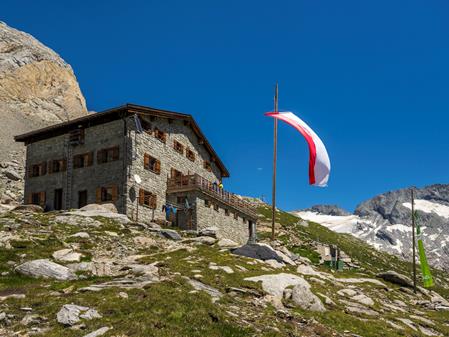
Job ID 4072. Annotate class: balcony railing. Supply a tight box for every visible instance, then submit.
[166,174,257,218]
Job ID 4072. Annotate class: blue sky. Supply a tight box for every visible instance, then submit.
[3,1,449,211]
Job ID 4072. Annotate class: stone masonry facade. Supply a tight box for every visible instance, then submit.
[17,104,257,244]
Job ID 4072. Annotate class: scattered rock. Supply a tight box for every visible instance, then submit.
[217,238,239,248]
[15,259,77,280]
[244,273,307,298]
[199,227,218,238]
[337,288,358,297]
[69,232,90,239]
[265,259,285,269]
[83,327,111,337]
[52,248,82,262]
[2,169,21,181]
[160,229,182,241]
[12,204,43,213]
[377,271,413,288]
[56,304,101,326]
[186,278,222,302]
[185,236,217,245]
[133,236,156,247]
[352,294,374,306]
[291,280,326,312]
[232,243,284,263]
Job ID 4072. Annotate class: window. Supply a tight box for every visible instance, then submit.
[144,153,161,174]
[74,152,93,169]
[29,162,47,178]
[97,146,119,164]
[154,128,166,143]
[234,212,238,220]
[171,168,183,178]
[186,148,195,162]
[49,159,66,173]
[96,186,118,203]
[139,189,157,209]
[242,217,247,224]
[213,203,219,212]
[30,191,45,207]
[204,160,212,172]
[173,140,184,155]
[69,128,85,145]
[225,209,230,216]
[140,119,152,134]
[205,199,211,208]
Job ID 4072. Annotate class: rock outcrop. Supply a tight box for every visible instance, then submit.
[0,21,88,205]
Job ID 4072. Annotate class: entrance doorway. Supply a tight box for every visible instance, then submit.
[54,189,63,210]
[78,190,88,208]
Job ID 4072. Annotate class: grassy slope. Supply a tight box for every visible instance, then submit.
[1,209,449,337]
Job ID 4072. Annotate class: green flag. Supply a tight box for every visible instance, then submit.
[415,212,434,288]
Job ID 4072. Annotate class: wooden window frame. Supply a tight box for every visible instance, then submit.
[139,188,157,209]
[97,146,119,164]
[29,162,47,178]
[204,160,212,172]
[96,186,118,203]
[170,168,183,179]
[73,152,94,169]
[154,128,166,143]
[30,191,46,207]
[144,153,161,174]
[173,140,184,155]
[49,159,66,174]
[186,148,195,162]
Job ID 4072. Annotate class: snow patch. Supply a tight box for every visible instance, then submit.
[293,211,371,234]
[403,199,449,219]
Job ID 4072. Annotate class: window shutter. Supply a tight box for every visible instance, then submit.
[41,161,47,175]
[61,159,67,171]
[112,146,119,161]
[97,150,103,164]
[144,153,149,169]
[150,194,157,209]
[155,160,161,174]
[48,161,53,174]
[170,168,175,178]
[26,193,32,204]
[87,152,93,166]
[111,185,118,202]
[139,188,144,205]
[96,187,101,203]
[28,166,33,178]
[39,192,46,207]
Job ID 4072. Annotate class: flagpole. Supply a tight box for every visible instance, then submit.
[411,188,417,294]
[271,83,279,241]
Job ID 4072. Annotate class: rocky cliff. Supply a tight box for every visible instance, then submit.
[295,184,449,272]
[0,21,88,206]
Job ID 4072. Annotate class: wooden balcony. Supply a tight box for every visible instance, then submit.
[166,174,258,219]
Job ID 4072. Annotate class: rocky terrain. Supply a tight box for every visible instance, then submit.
[294,184,449,272]
[0,21,88,206]
[1,203,449,337]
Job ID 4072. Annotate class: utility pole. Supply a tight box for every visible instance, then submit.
[271,83,279,241]
[411,188,417,294]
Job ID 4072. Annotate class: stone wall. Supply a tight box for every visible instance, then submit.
[24,119,126,211]
[126,115,223,223]
[193,191,254,245]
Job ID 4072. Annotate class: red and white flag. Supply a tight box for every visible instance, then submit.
[265,111,331,187]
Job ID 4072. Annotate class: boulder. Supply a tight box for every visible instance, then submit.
[352,294,374,306]
[160,229,182,241]
[377,271,413,288]
[15,259,76,280]
[185,236,217,245]
[186,278,222,302]
[337,288,358,297]
[80,203,117,213]
[232,243,284,263]
[56,304,101,326]
[52,249,82,263]
[265,259,284,269]
[291,281,326,312]
[2,169,21,181]
[12,204,43,213]
[244,273,307,298]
